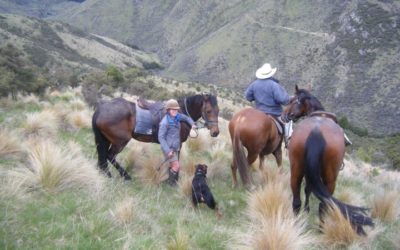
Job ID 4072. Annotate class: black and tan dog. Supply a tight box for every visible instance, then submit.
[192,164,222,217]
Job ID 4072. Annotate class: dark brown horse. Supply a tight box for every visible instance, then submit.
[282,85,373,235]
[92,94,220,180]
[228,108,283,187]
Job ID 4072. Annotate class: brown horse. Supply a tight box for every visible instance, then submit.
[282,85,373,235]
[92,94,220,180]
[228,108,283,187]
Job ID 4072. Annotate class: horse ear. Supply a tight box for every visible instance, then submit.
[295,84,299,94]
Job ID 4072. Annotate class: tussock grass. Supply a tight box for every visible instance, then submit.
[23,110,59,137]
[166,224,190,250]
[371,189,399,223]
[231,210,315,250]
[110,196,136,225]
[186,129,211,152]
[7,139,105,195]
[66,110,91,130]
[0,128,24,156]
[320,203,359,247]
[247,177,292,221]
[178,173,193,198]
[136,155,169,185]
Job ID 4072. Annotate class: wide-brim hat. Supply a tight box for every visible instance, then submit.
[255,63,277,79]
[165,99,180,110]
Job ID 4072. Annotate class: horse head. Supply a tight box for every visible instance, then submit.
[282,85,324,122]
[201,94,220,137]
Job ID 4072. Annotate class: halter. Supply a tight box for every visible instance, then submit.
[184,97,218,129]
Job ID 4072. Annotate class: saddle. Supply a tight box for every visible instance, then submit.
[134,97,166,139]
[309,111,337,123]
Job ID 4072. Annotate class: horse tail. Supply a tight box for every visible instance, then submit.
[92,109,109,171]
[233,128,250,186]
[304,128,374,234]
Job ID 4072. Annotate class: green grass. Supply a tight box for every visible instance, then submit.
[0,90,399,249]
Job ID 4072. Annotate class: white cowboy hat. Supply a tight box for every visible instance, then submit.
[255,63,277,79]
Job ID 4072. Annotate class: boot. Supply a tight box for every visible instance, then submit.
[167,168,179,186]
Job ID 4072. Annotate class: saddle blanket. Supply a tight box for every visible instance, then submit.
[134,105,153,135]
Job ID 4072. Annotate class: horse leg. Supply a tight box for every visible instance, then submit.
[94,130,112,177]
[272,147,283,167]
[291,163,304,215]
[230,162,238,188]
[108,143,131,180]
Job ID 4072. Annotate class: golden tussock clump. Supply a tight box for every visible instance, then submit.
[110,196,137,226]
[65,110,92,130]
[22,110,59,137]
[178,174,193,198]
[6,139,105,195]
[166,224,190,250]
[0,128,24,156]
[136,155,168,186]
[370,189,399,223]
[231,210,316,250]
[246,179,292,221]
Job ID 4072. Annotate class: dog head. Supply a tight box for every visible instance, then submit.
[195,164,208,175]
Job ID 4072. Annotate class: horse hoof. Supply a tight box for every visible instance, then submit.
[124,175,132,181]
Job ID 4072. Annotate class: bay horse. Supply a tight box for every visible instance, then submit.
[228,108,283,187]
[282,85,373,235]
[92,94,220,180]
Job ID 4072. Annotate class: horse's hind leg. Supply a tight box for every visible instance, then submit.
[94,129,112,177]
[230,162,238,188]
[290,163,304,214]
[272,147,282,167]
[108,142,131,180]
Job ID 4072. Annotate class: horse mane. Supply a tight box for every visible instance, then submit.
[297,89,325,112]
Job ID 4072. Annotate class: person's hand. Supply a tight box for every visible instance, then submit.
[167,151,174,158]
[191,124,197,130]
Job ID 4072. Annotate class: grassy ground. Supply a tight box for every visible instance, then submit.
[0,89,399,250]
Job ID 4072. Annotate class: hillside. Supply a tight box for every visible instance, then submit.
[0,13,161,79]
[15,0,396,136]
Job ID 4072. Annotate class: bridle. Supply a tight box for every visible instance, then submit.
[184,97,218,129]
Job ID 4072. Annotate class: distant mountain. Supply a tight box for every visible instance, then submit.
[0,0,399,135]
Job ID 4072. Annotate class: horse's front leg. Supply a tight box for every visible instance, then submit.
[108,143,131,180]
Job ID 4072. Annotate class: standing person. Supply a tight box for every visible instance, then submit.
[245,63,293,146]
[158,99,197,186]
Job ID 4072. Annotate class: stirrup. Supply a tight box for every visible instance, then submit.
[344,133,352,146]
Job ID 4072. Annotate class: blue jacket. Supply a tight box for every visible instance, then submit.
[158,113,194,154]
[245,78,290,116]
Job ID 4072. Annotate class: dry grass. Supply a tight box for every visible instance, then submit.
[65,110,91,130]
[0,128,24,156]
[178,174,193,198]
[7,139,105,195]
[231,210,316,250]
[166,224,190,250]
[186,129,211,152]
[320,202,362,248]
[110,196,136,225]
[136,155,169,186]
[370,189,399,223]
[247,178,292,221]
[22,110,59,137]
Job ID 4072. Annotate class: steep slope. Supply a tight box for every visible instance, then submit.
[0,13,161,72]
